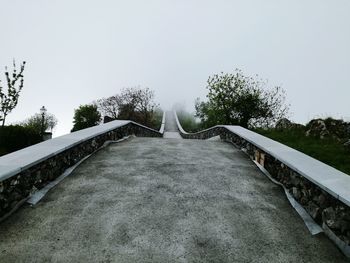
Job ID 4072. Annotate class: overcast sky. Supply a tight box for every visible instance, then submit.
[1,0,349,136]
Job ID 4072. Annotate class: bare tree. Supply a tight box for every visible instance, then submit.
[118,87,157,125]
[0,60,26,126]
[95,95,122,119]
[134,88,157,125]
[96,87,159,127]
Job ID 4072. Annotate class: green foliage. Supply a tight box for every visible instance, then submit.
[21,112,58,134]
[0,125,42,156]
[196,69,289,129]
[152,108,164,130]
[71,104,101,132]
[177,110,201,133]
[255,127,350,176]
[0,61,26,126]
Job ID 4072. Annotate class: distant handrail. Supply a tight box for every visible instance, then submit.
[173,110,187,134]
[159,111,166,134]
[174,110,222,136]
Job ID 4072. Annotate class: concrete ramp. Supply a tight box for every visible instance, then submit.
[0,137,347,262]
[163,111,182,139]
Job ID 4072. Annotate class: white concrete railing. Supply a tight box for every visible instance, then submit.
[174,111,350,207]
[159,111,166,134]
[225,126,350,206]
[0,119,163,182]
[173,110,187,134]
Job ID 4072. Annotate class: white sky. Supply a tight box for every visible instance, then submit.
[1,0,349,136]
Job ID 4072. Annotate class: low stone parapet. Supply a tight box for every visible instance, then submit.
[174,111,350,250]
[0,120,162,220]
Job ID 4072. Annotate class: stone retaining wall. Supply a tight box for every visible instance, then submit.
[0,122,161,219]
[221,130,350,245]
[174,113,350,246]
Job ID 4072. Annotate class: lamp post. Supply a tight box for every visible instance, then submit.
[40,106,47,137]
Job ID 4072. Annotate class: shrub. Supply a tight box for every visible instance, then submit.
[0,125,42,156]
[177,110,201,133]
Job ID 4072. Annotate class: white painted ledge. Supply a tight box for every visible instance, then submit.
[173,111,187,134]
[159,111,166,134]
[224,126,350,207]
[174,110,350,207]
[0,120,134,182]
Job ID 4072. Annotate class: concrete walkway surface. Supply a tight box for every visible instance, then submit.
[163,111,183,139]
[0,137,347,262]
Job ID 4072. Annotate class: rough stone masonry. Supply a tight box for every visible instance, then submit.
[0,122,161,220]
[0,137,347,262]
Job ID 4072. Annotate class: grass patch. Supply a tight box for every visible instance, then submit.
[176,111,201,133]
[255,128,350,175]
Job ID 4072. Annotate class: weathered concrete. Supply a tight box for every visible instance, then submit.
[164,111,179,132]
[164,111,182,139]
[0,137,347,262]
[173,111,350,247]
[163,132,182,139]
[0,122,162,219]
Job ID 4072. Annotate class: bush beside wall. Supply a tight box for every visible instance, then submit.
[0,126,42,157]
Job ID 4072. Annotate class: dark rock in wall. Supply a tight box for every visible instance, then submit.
[179,126,350,246]
[0,122,162,219]
[307,201,321,221]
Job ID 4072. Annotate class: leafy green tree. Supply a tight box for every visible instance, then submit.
[0,60,26,126]
[195,69,289,128]
[71,104,101,132]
